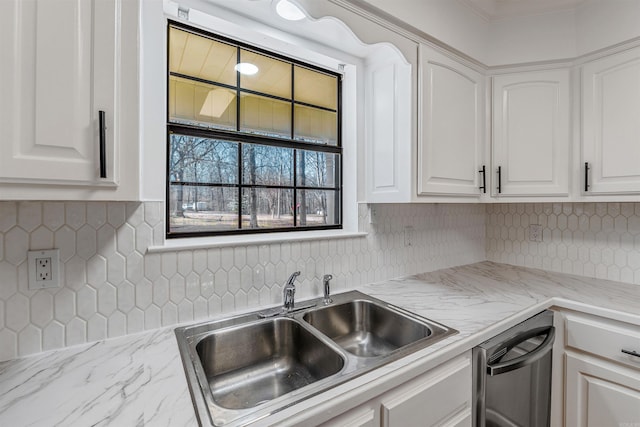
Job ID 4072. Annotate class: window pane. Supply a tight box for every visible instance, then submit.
[296,151,339,188]
[240,93,291,138]
[169,184,239,233]
[242,144,293,186]
[169,27,237,86]
[241,188,294,229]
[296,189,340,227]
[240,50,291,99]
[169,76,237,130]
[294,66,337,110]
[169,134,238,185]
[294,105,337,145]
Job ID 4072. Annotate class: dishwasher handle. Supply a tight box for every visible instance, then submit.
[487,326,555,376]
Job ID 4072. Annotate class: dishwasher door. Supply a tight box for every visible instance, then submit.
[473,310,555,427]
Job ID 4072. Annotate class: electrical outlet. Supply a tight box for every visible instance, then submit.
[36,257,52,281]
[404,226,414,247]
[368,205,378,224]
[529,224,543,242]
[28,249,60,290]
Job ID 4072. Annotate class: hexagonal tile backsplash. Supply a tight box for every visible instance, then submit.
[486,203,640,284]
[0,201,485,361]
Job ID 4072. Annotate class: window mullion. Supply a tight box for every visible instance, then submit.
[291,63,297,227]
[236,46,243,229]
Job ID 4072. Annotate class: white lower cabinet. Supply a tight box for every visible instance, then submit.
[321,352,471,427]
[320,405,378,427]
[561,311,640,426]
[565,353,640,426]
[380,353,471,426]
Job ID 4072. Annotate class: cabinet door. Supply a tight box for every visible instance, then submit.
[320,405,378,427]
[380,353,472,427]
[492,69,570,196]
[418,45,485,197]
[365,45,414,203]
[0,0,117,186]
[582,47,640,194]
[565,352,640,427]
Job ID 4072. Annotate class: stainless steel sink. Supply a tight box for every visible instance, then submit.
[175,290,457,426]
[195,317,344,410]
[302,299,439,357]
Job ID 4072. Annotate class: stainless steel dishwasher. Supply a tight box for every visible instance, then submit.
[473,310,555,427]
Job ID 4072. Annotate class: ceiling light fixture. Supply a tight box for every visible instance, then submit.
[234,63,259,75]
[275,0,306,21]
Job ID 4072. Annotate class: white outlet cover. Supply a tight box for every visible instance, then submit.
[529,224,543,242]
[28,249,60,290]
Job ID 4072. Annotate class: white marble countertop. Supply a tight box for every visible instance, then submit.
[2,261,640,426]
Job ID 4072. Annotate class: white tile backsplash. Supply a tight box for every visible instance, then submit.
[0,201,485,361]
[486,203,640,284]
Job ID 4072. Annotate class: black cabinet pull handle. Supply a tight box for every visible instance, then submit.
[496,166,502,194]
[584,162,590,192]
[622,349,640,358]
[99,110,107,178]
[479,165,486,193]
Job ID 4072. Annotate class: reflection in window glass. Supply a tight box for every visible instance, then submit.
[169,76,237,130]
[240,93,291,138]
[294,66,337,110]
[294,105,337,145]
[169,27,237,86]
[240,50,291,99]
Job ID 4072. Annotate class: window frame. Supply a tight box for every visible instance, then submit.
[166,21,343,239]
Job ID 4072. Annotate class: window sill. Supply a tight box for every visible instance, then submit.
[146,229,368,253]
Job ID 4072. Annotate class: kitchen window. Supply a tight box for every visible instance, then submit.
[167,22,342,238]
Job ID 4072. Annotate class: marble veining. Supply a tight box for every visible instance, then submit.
[1,261,639,426]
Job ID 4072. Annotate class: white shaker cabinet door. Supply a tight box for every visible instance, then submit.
[0,0,119,186]
[418,45,485,197]
[380,353,472,427]
[565,352,640,427]
[492,69,571,197]
[582,47,640,195]
[364,45,414,203]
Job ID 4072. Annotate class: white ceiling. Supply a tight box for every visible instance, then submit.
[461,0,587,19]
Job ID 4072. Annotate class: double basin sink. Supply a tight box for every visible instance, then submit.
[175,291,456,426]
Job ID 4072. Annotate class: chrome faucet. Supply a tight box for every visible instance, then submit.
[283,271,301,312]
[323,274,333,305]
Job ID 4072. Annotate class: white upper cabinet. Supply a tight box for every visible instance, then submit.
[491,69,571,197]
[364,44,415,203]
[0,0,139,200]
[582,46,640,195]
[418,45,485,197]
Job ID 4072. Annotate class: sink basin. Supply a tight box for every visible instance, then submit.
[175,290,457,426]
[302,299,435,357]
[195,317,344,410]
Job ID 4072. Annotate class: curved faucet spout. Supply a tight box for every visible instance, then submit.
[283,271,301,311]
